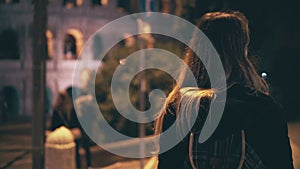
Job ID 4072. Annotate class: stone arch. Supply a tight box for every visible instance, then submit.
[92,0,108,6]
[1,86,20,116]
[63,0,77,8]
[0,29,20,60]
[64,29,83,60]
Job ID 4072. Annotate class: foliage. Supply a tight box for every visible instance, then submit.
[95,35,186,137]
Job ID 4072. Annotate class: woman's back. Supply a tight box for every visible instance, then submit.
[158,84,294,168]
[198,84,293,168]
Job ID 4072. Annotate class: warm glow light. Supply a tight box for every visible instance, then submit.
[119,58,126,65]
[102,0,108,6]
[123,33,135,47]
[137,19,152,41]
[46,30,54,59]
[65,2,74,9]
[80,68,91,89]
[77,0,83,6]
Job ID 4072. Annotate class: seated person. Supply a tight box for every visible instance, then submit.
[50,86,91,168]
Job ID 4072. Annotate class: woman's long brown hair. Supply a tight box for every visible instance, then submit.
[155,11,269,137]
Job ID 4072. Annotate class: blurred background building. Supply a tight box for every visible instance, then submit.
[0,0,128,118]
[0,0,299,124]
[0,0,300,169]
[0,0,300,120]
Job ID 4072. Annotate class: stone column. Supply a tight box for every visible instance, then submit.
[45,126,76,169]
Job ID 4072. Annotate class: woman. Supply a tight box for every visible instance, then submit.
[155,11,294,168]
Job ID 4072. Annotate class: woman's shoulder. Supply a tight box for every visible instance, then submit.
[227,83,275,105]
[226,83,281,119]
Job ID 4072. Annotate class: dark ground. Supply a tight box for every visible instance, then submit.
[0,116,299,169]
[0,116,149,169]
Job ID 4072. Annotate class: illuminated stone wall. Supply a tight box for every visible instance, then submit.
[0,0,125,116]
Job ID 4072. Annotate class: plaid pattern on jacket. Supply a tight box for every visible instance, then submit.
[183,131,265,169]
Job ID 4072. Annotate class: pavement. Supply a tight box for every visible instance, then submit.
[0,116,157,169]
[0,119,32,169]
[0,117,299,169]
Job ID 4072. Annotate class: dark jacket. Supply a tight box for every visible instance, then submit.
[158,84,294,169]
[51,108,80,131]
